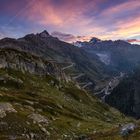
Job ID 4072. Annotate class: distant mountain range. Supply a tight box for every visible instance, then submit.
[76,37,140,73]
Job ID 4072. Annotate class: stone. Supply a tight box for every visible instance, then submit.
[40,127,47,133]
[28,113,48,124]
[0,103,17,118]
[24,105,35,112]
[25,100,34,105]
[30,133,35,140]
[77,122,81,127]
[120,123,136,136]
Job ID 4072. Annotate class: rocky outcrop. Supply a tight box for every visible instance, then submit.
[0,103,17,118]
[0,48,67,81]
[120,123,136,137]
[28,113,48,124]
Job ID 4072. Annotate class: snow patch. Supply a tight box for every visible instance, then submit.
[96,53,110,65]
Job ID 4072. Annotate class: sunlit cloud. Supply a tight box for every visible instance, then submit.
[51,31,77,42]
[127,39,140,45]
[51,31,92,42]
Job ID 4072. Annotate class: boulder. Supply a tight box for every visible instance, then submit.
[120,123,136,136]
[28,113,48,124]
[0,103,17,118]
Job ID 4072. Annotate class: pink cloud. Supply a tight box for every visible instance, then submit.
[51,31,92,43]
[26,0,140,40]
[1,0,140,41]
[26,0,95,26]
[100,0,140,19]
[23,0,106,35]
[127,39,140,43]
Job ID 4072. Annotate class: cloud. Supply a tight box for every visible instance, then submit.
[101,0,140,18]
[23,0,107,35]
[51,31,92,43]
[51,31,76,42]
[25,0,140,40]
[100,15,140,40]
[0,0,140,42]
[127,39,140,44]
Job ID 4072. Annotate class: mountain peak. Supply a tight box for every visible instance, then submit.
[89,37,101,44]
[39,30,50,38]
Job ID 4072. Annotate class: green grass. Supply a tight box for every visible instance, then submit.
[0,68,134,139]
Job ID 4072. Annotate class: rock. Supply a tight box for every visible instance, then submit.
[40,127,47,133]
[93,130,97,134]
[77,122,81,128]
[0,110,6,118]
[0,48,68,81]
[0,87,8,91]
[29,133,35,140]
[38,124,50,136]
[24,105,35,112]
[25,134,30,139]
[63,134,68,138]
[0,103,17,118]
[25,100,34,105]
[0,103,17,112]
[39,30,50,38]
[106,118,112,122]
[28,113,48,124]
[120,123,136,136]
[26,121,30,125]
[0,75,23,85]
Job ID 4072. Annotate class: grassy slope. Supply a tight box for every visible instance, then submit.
[0,68,134,140]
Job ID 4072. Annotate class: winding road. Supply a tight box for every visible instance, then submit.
[62,63,75,70]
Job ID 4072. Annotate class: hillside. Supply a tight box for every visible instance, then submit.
[0,48,132,139]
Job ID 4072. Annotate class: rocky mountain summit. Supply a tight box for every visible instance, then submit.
[0,48,67,81]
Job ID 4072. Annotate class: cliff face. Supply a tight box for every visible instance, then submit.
[0,48,67,81]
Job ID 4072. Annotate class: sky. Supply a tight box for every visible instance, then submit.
[0,0,140,44]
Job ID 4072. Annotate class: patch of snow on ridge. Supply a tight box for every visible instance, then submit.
[73,42,82,47]
[96,53,110,65]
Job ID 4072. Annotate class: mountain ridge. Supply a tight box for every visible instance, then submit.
[0,31,113,92]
